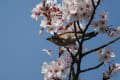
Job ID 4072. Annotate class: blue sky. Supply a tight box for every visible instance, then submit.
[0,0,120,80]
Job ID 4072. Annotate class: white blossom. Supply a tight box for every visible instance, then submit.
[42,49,52,56]
[39,28,44,35]
[109,31,116,38]
[99,11,108,20]
[41,62,49,74]
[31,8,40,21]
[116,26,120,35]
[40,18,49,28]
[97,48,115,64]
[41,55,72,80]
[111,63,120,77]
[47,26,58,34]
[113,63,120,73]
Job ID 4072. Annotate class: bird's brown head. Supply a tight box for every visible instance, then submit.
[46,35,59,43]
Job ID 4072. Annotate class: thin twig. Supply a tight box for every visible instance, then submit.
[80,62,104,73]
[69,62,75,80]
[66,48,76,80]
[82,36,120,57]
[66,48,74,57]
[77,21,84,33]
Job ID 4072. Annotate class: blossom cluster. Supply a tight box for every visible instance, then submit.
[111,63,120,76]
[31,0,120,37]
[91,12,120,37]
[97,48,115,64]
[91,11,108,33]
[41,55,72,80]
[41,42,87,79]
[31,0,103,35]
[97,48,120,79]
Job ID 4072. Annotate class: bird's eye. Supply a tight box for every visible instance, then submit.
[53,37,58,39]
[53,36,59,39]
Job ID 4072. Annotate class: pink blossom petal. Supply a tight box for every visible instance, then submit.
[42,49,52,56]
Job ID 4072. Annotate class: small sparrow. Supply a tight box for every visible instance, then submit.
[47,32,98,46]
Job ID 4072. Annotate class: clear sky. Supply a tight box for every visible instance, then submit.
[0,0,120,80]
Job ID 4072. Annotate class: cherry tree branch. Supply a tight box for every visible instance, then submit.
[66,48,76,80]
[75,0,101,57]
[74,21,81,46]
[69,62,75,80]
[82,36,120,57]
[73,1,102,79]
[66,48,74,57]
[77,21,84,33]
[80,62,104,73]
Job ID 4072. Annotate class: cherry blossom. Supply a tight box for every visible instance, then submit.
[117,26,120,31]
[42,49,52,56]
[97,48,115,64]
[109,31,116,38]
[99,11,108,20]
[31,8,40,21]
[112,63,120,73]
[41,55,72,80]
[39,28,44,35]
[116,26,120,35]
[91,11,108,34]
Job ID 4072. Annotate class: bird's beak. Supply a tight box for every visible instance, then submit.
[46,37,50,40]
[47,37,51,41]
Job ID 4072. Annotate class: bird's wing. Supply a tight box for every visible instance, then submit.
[59,32,83,39]
[59,31,97,39]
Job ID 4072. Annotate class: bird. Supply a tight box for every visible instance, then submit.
[47,31,98,46]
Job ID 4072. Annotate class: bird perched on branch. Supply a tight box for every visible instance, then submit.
[47,31,98,46]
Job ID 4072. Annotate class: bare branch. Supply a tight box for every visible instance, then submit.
[80,62,104,73]
[83,37,120,57]
[74,21,81,46]
[77,21,84,33]
[66,48,74,57]
[69,62,75,80]
[91,0,95,8]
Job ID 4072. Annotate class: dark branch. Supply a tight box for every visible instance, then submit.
[91,0,95,8]
[77,21,84,33]
[80,62,104,73]
[69,62,75,80]
[74,21,81,46]
[83,36,120,57]
[74,1,102,79]
[66,48,76,80]
[66,48,74,57]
